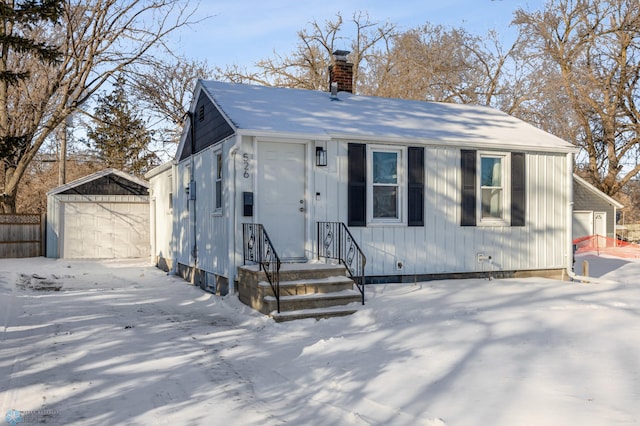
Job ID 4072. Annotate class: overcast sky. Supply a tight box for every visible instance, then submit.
[166,0,547,69]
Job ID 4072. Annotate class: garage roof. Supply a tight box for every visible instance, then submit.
[47,169,149,196]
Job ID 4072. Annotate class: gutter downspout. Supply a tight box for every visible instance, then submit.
[230,145,239,293]
[189,112,198,269]
[564,151,596,283]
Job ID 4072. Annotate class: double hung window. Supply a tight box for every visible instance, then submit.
[348,143,424,227]
[371,150,401,221]
[461,150,525,227]
[480,155,504,221]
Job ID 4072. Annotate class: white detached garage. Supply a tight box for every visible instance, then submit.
[46,169,150,259]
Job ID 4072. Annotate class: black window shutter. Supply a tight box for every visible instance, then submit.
[460,149,477,226]
[348,143,366,226]
[408,147,425,226]
[511,152,526,226]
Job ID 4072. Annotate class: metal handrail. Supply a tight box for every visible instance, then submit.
[243,223,282,313]
[317,222,367,304]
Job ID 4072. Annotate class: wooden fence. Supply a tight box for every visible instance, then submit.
[0,214,44,258]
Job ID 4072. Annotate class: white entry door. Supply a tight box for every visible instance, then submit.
[594,211,606,237]
[258,141,306,261]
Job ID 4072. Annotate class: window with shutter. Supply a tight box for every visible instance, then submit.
[460,150,526,227]
[215,151,223,211]
[348,144,424,226]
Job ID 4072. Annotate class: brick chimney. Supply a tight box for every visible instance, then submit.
[329,50,353,94]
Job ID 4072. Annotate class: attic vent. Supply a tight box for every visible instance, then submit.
[198,104,205,121]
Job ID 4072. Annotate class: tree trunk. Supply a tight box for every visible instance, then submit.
[0,184,16,213]
[1,161,24,213]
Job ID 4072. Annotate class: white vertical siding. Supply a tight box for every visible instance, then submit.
[322,142,569,278]
[46,194,62,258]
[174,161,192,266]
[168,134,569,282]
[173,141,232,278]
[148,166,175,263]
[193,144,229,277]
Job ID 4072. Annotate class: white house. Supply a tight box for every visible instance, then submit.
[146,54,578,298]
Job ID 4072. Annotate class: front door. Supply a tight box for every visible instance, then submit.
[594,211,606,237]
[258,141,306,261]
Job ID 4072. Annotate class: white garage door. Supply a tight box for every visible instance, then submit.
[62,202,149,259]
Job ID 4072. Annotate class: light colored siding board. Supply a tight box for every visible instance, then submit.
[190,145,229,277]
[148,166,174,264]
[175,161,191,265]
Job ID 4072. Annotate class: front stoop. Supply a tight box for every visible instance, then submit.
[237,263,362,322]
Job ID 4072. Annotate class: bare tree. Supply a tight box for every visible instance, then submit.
[372,24,525,112]
[0,0,200,213]
[127,55,216,146]
[514,0,640,196]
[222,12,396,93]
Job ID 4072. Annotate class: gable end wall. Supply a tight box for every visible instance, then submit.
[179,91,234,161]
[60,174,148,196]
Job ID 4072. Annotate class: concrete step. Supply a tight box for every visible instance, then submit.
[271,305,360,322]
[237,261,363,320]
[258,275,355,296]
[264,289,362,312]
[238,262,348,283]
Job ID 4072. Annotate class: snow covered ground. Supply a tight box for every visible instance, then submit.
[1,254,639,425]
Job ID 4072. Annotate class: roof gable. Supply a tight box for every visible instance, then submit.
[177,85,234,161]
[573,174,624,209]
[48,169,149,196]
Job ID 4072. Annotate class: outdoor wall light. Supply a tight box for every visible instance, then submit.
[316,146,327,166]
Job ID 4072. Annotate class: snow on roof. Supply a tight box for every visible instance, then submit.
[199,80,577,153]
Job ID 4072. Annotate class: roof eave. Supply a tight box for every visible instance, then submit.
[327,132,579,154]
[236,129,331,141]
[145,160,177,179]
[235,129,578,154]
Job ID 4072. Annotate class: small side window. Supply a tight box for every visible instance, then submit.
[168,174,173,213]
[215,152,222,210]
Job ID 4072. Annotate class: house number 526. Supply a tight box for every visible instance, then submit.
[242,153,250,179]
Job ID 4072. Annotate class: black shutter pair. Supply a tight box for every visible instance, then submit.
[460,150,526,227]
[347,143,425,227]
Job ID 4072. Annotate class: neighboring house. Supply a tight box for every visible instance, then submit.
[146,53,578,293]
[47,169,150,259]
[573,174,623,241]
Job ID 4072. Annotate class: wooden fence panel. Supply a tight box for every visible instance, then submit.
[0,214,43,258]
